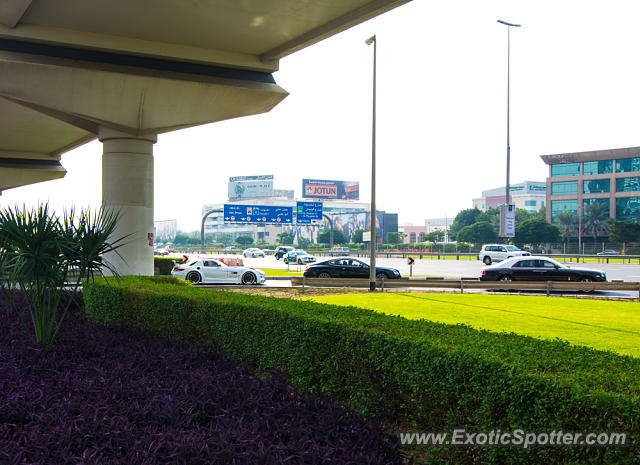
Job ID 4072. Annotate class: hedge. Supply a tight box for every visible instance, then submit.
[153,256,182,275]
[83,277,639,464]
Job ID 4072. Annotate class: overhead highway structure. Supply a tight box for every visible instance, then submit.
[0,0,411,274]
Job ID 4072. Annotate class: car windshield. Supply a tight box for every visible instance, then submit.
[295,250,308,255]
[505,245,521,251]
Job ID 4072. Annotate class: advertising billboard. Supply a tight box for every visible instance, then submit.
[228,175,274,200]
[223,204,293,224]
[302,179,359,200]
[154,219,177,241]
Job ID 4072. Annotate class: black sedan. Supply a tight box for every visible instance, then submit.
[303,258,401,279]
[480,256,607,283]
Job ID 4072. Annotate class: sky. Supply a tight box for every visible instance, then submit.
[3,0,640,231]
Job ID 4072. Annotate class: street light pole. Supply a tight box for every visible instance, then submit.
[497,19,520,208]
[366,34,377,292]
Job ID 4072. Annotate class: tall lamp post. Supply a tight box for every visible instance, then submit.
[366,34,377,292]
[497,19,520,208]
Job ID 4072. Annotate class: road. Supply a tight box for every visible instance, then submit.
[238,255,640,298]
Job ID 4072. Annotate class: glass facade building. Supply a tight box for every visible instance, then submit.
[616,177,640,193]
[551,163,580,177]
[615,157,640,173]
[582,179,610,194]
[551,200,577,221]
[542,146,640,224]
[582,160,612,175]
[616,197,640,221]
[551,181,577,195]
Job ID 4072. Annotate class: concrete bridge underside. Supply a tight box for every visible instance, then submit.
[0,0,410,274]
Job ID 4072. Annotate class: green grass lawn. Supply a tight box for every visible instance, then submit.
[258,268,303,276]
[302,293,640,357]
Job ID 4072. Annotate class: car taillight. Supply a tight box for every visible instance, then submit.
[481,270,485,276]
[305,266,309,272]
[174,267,184,272]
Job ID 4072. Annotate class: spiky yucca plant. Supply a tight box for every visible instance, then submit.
[0,204,125,345]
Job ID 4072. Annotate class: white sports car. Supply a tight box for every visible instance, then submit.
[171,259,266,285]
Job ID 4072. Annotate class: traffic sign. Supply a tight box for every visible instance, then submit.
[223,204,293,223]
[296,201,323,224]
[407,257,415,265]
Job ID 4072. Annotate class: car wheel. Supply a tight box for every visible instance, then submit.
[376,272,387,279]
[297,259,302,264]
[241,273,257,285]
[186,271,201,284]
[579,276,594,293]
[483,256,492,265]
[318,272,332,279]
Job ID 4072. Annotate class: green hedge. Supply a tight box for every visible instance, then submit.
[83,277,639,464]
[154,256,182,275]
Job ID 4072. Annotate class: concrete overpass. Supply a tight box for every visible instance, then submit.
[0,0,410,274]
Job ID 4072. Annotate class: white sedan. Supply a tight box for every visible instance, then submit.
[171,259,265,285]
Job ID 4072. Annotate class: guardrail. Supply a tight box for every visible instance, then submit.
[310,251,640,264]
[290,277,640,298]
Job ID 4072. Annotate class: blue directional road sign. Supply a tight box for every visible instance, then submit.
[223,204,293,224]
[296,201,323,224]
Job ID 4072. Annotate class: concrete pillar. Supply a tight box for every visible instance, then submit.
[99,127,157,275]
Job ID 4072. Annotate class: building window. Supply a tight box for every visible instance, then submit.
[551,163,580,177]
[583,198,610,220]
[615,157,640,173]
[582,160,613,175]
[410,232,416,242]
[551,200,578,222]
[541,201,544,207]
[616,177,640,192]
[488,203,492,209]
[616,197,640,221]
[583,179,610,194]
[524,200,537,206]
[551,181,578,195]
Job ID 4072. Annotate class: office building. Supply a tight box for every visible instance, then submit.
[472,181,546,213]
[541,146,640,222]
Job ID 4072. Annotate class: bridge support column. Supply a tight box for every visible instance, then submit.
[100,127,157,275]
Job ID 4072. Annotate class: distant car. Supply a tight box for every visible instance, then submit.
[171,259,265,285]
[243,247,265,258]
[274,246,295,260]
[284,249,317,265]
[597,250,620,255]
[478,244,530,265]
[329,246,350,256]
[303,258,401,279]
[224,246,239,253]
[480,256,607,284]
[154,248,169,256]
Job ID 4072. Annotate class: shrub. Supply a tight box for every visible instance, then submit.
[0,292,402,464]
[154,256,181,275]
[0,204,124,345]
[84,277,640,464]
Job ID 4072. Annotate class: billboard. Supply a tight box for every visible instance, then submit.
[228,175,274,200]
[224,204,293,224]
[302,179,359,200]
[154,219,177,241]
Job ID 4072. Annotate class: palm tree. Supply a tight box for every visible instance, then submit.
[555,211,577,252]
[582,202,609,253]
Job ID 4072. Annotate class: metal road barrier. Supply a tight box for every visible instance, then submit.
[290,277,640,298]
[311,251,640,264]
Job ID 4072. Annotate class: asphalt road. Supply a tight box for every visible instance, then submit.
[239,255,640,298]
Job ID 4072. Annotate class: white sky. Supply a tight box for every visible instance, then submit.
[3,0,640,231]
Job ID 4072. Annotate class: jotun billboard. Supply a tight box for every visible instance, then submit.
[302,179,359,200]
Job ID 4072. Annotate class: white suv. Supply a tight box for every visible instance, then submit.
[478,244,530,265]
